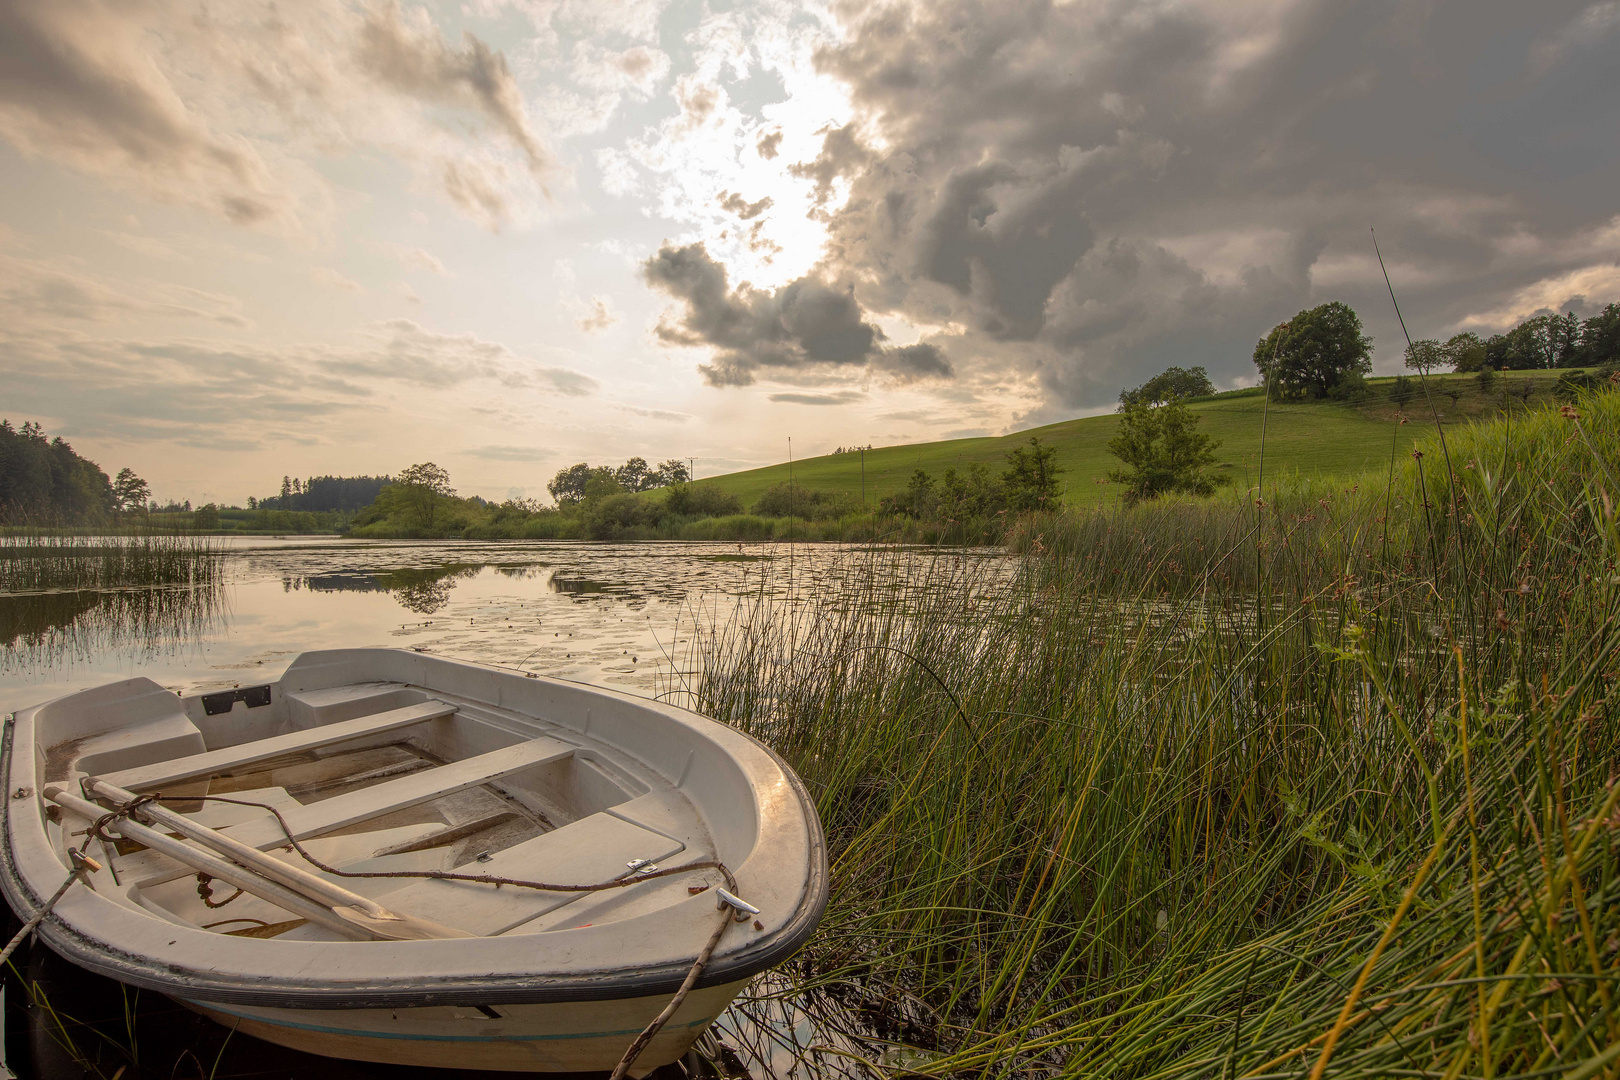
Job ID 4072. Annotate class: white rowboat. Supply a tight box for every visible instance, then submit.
[0,649,828,1073]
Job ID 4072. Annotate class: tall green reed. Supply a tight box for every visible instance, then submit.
[687,390,1619,1078]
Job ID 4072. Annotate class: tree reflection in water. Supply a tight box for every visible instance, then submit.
[283,563,484,615]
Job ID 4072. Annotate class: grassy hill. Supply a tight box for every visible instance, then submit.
[693,370,1574,508]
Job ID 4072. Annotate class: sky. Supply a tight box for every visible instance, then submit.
[2,0,1617,505]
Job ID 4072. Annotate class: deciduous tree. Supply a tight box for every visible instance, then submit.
[113,468,150,515]
[1106,401,1224,503]
[1404,339,1444,373]
[1253,302,1372,399]
[396,462,454,529]
[1119,365,1215,407]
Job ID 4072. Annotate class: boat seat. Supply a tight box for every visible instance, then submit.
[372,811,687,937]
[281,682,428,726]
[99,701,459,792]
[122,735,579,888]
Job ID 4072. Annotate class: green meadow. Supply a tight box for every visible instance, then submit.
[694,370,1576,508]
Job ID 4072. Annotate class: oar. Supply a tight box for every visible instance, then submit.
[50,784,470,942]
[46,785,371,941]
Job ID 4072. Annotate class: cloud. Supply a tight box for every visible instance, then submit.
[718,0,1620,410]
[719,191,773,220]
[0,0,284,225]
[310,267,364,292]
[336,319,600,394]
[355,1,547,176]
[441,160,516,230]
[0,1,552,235]
[577,297,616,332]
[788,124,873,208]
[756,130,783,160]
[0,254,252,328]
[642,242,954,387]
[0,312,597,460]
[614,403,692,422]
[768,391,866,405]
[466,444,550,461]
[383,244,449,275]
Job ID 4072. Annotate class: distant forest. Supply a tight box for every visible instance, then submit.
[251,475,392,513]
[0,420,116,525]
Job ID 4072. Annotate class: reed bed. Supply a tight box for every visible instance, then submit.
[1,531,227,671]
[686,390,1619,1078]
[0,531,224,594]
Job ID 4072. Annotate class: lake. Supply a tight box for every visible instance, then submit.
[1,537,1009,1079]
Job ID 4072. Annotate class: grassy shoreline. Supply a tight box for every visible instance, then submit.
[678,389,1619,1077]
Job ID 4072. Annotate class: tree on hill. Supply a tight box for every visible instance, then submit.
[1404,339,1444,373]
[1574,304,1620,366]
[1107,400,1224,503]
[1119,365,1215,407]
[1002,436,1063,511]
[1253,302,1372,399]
[1443,332,1487,371]
[551,458,689,503]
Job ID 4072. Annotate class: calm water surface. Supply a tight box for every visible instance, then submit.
[0,537,878,714]
[1,538,1009,1079]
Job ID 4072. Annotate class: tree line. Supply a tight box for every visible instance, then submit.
[252,475,393,513]
[0,420,152,525]
[1406,303,1620,373]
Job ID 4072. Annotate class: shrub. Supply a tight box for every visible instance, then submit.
[664,482,743,518]
[581,492,662,540]
[753,482,860,520]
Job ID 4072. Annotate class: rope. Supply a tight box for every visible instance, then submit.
[609,904,732,1080]
[0,849,98,969]
[115,792,748,1077]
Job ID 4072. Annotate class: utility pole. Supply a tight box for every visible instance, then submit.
[859,447,865,505]
[689,458,695,483]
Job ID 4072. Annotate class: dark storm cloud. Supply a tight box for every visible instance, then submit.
[356,1,548,175]
[794,0,1620,409]
[642,242,954,386]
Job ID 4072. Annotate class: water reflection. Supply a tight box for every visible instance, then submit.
[284,564,485,614]
[547,573,609,595]
[0,584,226,674]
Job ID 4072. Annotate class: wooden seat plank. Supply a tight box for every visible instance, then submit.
[100,701,458,791]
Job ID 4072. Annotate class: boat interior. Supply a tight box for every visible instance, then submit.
[37,673,722,943]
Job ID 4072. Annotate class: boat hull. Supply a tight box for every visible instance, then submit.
[180,980,746,1074]
[0,649,829,1072]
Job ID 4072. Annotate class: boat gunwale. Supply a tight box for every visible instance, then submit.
[0,659,829,1009]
